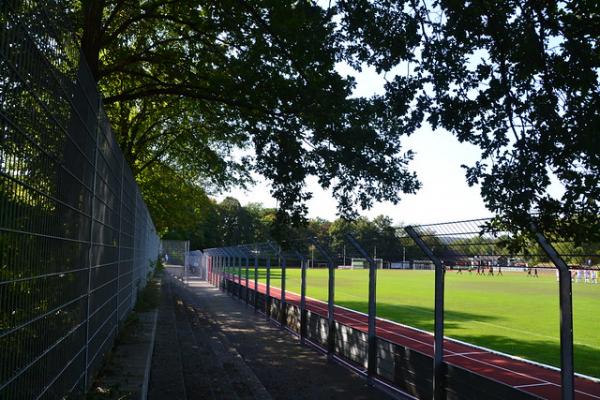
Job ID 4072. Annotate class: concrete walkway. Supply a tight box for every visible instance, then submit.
[148,273,391,400]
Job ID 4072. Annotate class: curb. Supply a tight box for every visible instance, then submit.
[140,292,160,399]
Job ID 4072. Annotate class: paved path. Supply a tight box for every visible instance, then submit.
[148,272,390,400]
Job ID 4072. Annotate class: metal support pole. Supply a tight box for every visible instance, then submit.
[266,256,271,320]
[238,254,242,298]
[84,96,101,389]
[300,258,307,344]
[327,259,335,360]
[245,256,250,305]
[309,238,336,360]
[281,256,287,327]
[215,256,221,289]
[254,254,259,311]
[345,234,376,382]
[406,226,445,400]
[184,241,189,284]
[531,224,574,400]
[227,255,231,294]
[208,256,211,284]
[367,258,376,380]
[219,256,224,291]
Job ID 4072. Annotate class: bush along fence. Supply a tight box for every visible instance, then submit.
[0,3,159,398]
[202,219,600,400]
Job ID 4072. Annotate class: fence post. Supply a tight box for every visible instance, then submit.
[300,257,308,345]
[184,240,189,285]
[310,239,336,360]
[406,226,445,400]
[266,256,271,320]
[245,256,250,305]
[280,255,287,327]
[115,160,124,329]
[254,253,259,311]
[531,224,574,400]
[83,95,101,389]
[346,234,376,383]
[225,254,229,291]
[237,253,242,298]
[220,255,224,291]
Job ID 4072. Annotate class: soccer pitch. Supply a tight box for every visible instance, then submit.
[246,268,600,378]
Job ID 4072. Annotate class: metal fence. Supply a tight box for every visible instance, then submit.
[0,3,160,399]
[202,219,599,400]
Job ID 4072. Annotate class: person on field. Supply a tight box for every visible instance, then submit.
[534,268,538,277]
[497,266,503,276]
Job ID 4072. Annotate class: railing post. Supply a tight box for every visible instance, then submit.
[254,254,259,311]
[300,257,308,345]
[280,255,287,327]
[327,259,336,360]
[238,253,242,298]
[406,226,445,400]
[245,256,250,305]
[266,256,271,320]
[227,255,231,294]
[346,234,376,383]
[531,223,574,400]
[309,239,336,361]
[220,256,224,291]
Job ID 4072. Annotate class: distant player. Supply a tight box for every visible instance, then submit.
[593,270,598,284]
[576,269,582,283]
[584,269,590,283]
[534,268,538,277]
[527,267,532,277]
[497,266,503,276]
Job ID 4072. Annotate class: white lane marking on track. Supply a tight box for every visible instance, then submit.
[515,383,553,389]
[240,279,600,399]
[445,351,487,357]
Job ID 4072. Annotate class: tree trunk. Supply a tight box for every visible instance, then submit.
[80,0,105,82]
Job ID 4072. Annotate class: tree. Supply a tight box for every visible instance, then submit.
[138,163,220,249]
[338,0,600,242]
[78,0,420,226]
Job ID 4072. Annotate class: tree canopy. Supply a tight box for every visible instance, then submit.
[339,0,600,241]
[79,0,420,227]
[79,0,599,241]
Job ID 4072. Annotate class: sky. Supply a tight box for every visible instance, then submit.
[216,62,494,226]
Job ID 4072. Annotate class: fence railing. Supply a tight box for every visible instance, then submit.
[202,220,599,400]
[0,3,159,398]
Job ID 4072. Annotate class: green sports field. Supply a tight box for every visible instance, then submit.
[242,268,600,378]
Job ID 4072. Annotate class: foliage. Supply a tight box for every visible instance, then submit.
[79,0,420,225]
[338,0,600,242]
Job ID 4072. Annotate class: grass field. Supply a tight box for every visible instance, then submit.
[235,268,600,378]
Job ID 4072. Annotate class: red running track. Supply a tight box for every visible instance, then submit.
[218,274,600,400]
